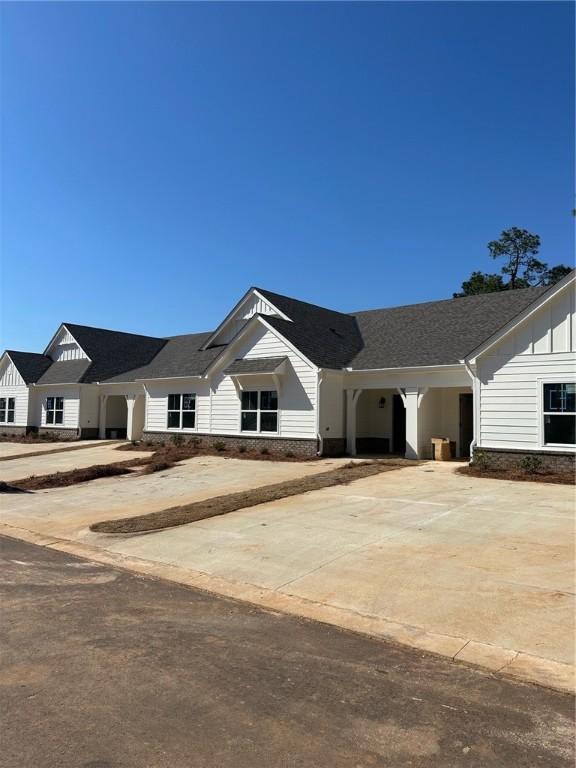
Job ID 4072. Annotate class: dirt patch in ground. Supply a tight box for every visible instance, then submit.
[3,461,141,491]
[457,465,574,485]
[90,460,414,534]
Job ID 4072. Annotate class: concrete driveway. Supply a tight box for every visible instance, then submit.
[0,442,151,482]
[0,439,111,460]
[0,454,352,538]
[1,457,573,690]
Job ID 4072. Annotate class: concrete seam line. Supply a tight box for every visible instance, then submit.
[453,640,471,660]
[496,651,520,673]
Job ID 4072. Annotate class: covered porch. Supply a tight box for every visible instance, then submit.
[97,385,146,441]
[345,368,474,459]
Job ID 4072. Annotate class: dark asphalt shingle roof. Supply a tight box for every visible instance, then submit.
[62,323,167,383]
[5,351,52,384]
[225,357,287,374]
[256,288,364,369]
[4,282,560,385]
[36,359,92,385]
[103,332,222,382]
[348,286,548,369]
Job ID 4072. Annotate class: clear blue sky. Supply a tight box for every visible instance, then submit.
[1,1,573,352]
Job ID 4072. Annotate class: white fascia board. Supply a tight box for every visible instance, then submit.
[462,271,576,364]
[200,287,292,351]
[42,323,92,361]
[344,363,465,374]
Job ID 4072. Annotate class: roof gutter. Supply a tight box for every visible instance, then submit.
[344,363,465,374]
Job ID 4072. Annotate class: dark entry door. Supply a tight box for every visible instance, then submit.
[393,394,406,455]
[459,393,474,457]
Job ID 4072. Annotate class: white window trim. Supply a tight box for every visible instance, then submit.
[45,396,64,426]
[239,389,279,435]
[538,378,576,448]
[0,397,15,424]
[166,393,197,432]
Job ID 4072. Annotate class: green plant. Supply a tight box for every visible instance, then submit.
[472,449,488,471]
[284,451,295,459]
[519,455,543,474]
[171,434,184,446]
[238,445,247,453]
[214,441,226,452]
[260,447,269,456]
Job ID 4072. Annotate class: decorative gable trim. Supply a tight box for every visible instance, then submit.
[200,288,292,351]
[43,323,91,362]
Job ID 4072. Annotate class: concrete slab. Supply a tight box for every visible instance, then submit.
[0,440,112,460]
[0,443,151,482]
[1,458,573,691]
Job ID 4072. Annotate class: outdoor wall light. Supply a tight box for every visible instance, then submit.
[378,397,386,409]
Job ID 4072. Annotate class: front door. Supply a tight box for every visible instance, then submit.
[393,394,406,455]
[459,393,474,457]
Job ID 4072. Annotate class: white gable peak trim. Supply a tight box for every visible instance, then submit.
[200,287,292,351]
[43,323,91,362]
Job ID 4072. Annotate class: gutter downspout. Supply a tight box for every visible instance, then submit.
[464,360,478,462]
[316,370,325,456]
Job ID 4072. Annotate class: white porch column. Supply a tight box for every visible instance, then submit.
[346,389,362,456]
[98,395,108,440]
[125,395,136,441]
[401,387,428,459]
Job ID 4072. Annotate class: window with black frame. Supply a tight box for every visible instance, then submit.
[167,394,196,429]
[241,390,278,432]
[0,397,15,423]
[543,383,575,445]
[46,397,64,425]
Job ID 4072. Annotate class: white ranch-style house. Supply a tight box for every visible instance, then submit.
[1,272,575,471]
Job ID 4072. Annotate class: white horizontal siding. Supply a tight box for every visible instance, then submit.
[478,282,576,450]
[211,324,317,437]
[36,386,81,429]
[0,385,29,426]
[144,380,210,433]
[210,293,281,346]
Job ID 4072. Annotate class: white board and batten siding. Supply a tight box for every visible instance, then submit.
[49,328,88,362]
[0,358,29,426]
[477,284,576,451]
[210,324,317,438]
[208,293,282,346]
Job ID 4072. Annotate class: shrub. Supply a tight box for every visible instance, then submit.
[472,449,488,471]
[284,451,295,459]
[260,447,270,456]
[238,445,247,453]
[171,434,184,446]
[519,455,543,474]
[214,441,226,452]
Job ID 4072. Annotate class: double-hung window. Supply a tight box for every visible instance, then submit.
[543,383,575,446]
[46,397,64,425]
[167,394,196,430]
[241,390,278,433]
[0,397,15,423]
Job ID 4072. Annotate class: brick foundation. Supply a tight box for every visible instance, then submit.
[0,425,28,437]
[38,427,79,441]
[141,431,320,458]
[473,447,575,474]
